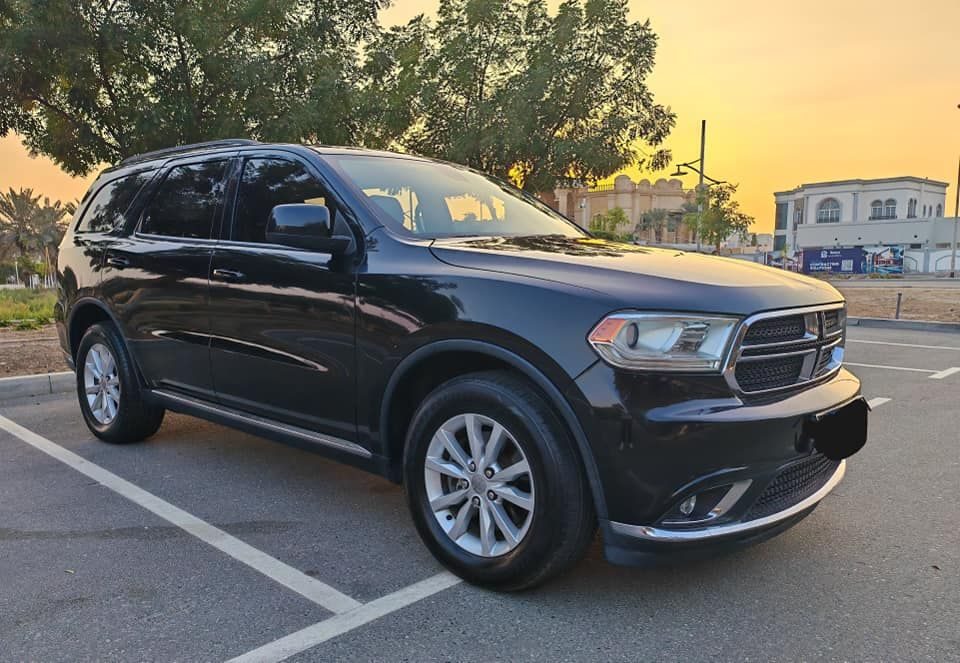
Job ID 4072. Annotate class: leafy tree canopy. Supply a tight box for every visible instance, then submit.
[589,206,631,241]
[361,0,675,191]
[684,183,753,251]
[637,207,679,243]
[0,187,74,282]
[1,0,673,193]
[0,0,385,175]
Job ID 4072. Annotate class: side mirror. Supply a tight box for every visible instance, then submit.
[265,204,353,254]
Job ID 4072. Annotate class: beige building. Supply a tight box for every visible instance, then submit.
[551,174,698,243]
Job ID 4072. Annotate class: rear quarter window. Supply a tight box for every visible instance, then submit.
[76,171,155,233]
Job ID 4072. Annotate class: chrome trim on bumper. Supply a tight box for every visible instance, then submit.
[610,460,845,543]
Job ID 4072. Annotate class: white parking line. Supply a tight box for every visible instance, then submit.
[930,367,960,380]
[228,571,462,663]
[847,339,960,351]
[866,397,891,408]
[0,414,361,614]
[845,362,936,374]
[845,362,960,380]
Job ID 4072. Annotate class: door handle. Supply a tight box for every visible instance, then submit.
[212,268,245,282]
[105,255,129,268]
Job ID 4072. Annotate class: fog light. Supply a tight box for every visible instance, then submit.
[679,495,697,516]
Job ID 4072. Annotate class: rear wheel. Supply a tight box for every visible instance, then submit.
[76,323,165,444]
[404,371,595,590]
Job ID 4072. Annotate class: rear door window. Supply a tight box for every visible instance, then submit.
[139,161,230,239]
[76,171,154,233]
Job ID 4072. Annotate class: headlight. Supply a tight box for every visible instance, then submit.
[588,312,740,372]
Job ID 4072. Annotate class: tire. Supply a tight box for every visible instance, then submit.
[404,370,596,591]
[75,322,165,444]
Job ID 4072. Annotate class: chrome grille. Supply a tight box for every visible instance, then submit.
[742,315,806,345]
[726,304,846,396]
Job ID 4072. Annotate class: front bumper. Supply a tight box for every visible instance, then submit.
[566,363,865,564]
[609,459,844,544]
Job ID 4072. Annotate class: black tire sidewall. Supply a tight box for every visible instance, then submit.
[404,375,578,587]
[75,323,141,441]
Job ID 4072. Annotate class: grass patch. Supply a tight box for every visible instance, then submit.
[0,289,57,329]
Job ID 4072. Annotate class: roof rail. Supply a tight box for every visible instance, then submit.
[118,139,259,166]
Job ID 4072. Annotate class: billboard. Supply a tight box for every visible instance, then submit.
[863,245,904,274]
[802,248,863,274]
[801,246,904,274]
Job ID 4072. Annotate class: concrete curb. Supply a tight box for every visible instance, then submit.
[849,317,960,333]
[0,371,74,400]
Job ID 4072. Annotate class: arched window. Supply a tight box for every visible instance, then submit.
[816,198,841,223]
[923,205,928,217]
[870,200,883,219]
[907,199,917,218]
[936,204,943,217]
[884,199,897,218]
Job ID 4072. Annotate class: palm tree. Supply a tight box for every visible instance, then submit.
[32,197,74,287]
[0,188,41,254]
[0,188,42,284]
[0,188,74,286]
[638,208,670,244]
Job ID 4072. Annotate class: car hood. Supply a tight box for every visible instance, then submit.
[429,235,843,316]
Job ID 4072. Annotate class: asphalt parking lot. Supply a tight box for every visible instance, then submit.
[2,326,958,662]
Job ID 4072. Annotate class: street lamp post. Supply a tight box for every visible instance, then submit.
[951,104,959,278]
[672,119,726,253]
[951,154,959,278]
[696,120,706,251]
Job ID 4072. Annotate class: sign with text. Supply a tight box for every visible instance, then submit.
[802,248,862,274]
[801,246,905,274]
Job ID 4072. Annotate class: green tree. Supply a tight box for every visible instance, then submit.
[33,196,75,283]
[0,187,74,285]
[362,0,675,191]
[637,207,680,244]
[0,187,41,259]
[684,183,753,252]
[589,206,630,240]
[0,0,385,175]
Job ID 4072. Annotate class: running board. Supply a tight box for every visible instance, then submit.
[149,389,372,459]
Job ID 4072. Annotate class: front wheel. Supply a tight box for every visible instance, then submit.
[76,323,165,444]
[404,371,596,591]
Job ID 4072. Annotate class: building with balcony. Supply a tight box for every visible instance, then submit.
[773,176,957,272]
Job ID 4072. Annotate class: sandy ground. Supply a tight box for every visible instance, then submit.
[835,285,960,322]
[0,325,66,378]
[0,287,957,378]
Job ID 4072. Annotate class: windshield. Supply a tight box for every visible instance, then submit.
[326,154,586,239]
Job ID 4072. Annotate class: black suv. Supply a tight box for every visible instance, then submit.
[56,140,868,590]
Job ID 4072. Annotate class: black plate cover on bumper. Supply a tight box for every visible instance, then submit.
[805,397,869,460]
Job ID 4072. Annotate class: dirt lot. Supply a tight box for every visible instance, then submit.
[0,325,65,378]
[835,286,960,322]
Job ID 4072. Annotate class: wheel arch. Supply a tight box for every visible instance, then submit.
[66,298,146,384]
[380,339,608,520]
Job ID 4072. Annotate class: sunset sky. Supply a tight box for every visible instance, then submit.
[1,0,957,232]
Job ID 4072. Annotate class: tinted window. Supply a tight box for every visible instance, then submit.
[140,161,229,238]
[76,171,154,233]
[233,158,329,243]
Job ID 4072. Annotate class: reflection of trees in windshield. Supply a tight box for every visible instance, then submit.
[444,235,661,258]
[331,155,584,239]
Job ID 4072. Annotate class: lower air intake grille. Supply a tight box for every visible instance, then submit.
[745,453,840,520]
[735,355,805,391]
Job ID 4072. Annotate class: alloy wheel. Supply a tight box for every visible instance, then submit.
[423,413,535,557]
[83,343,121,425]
